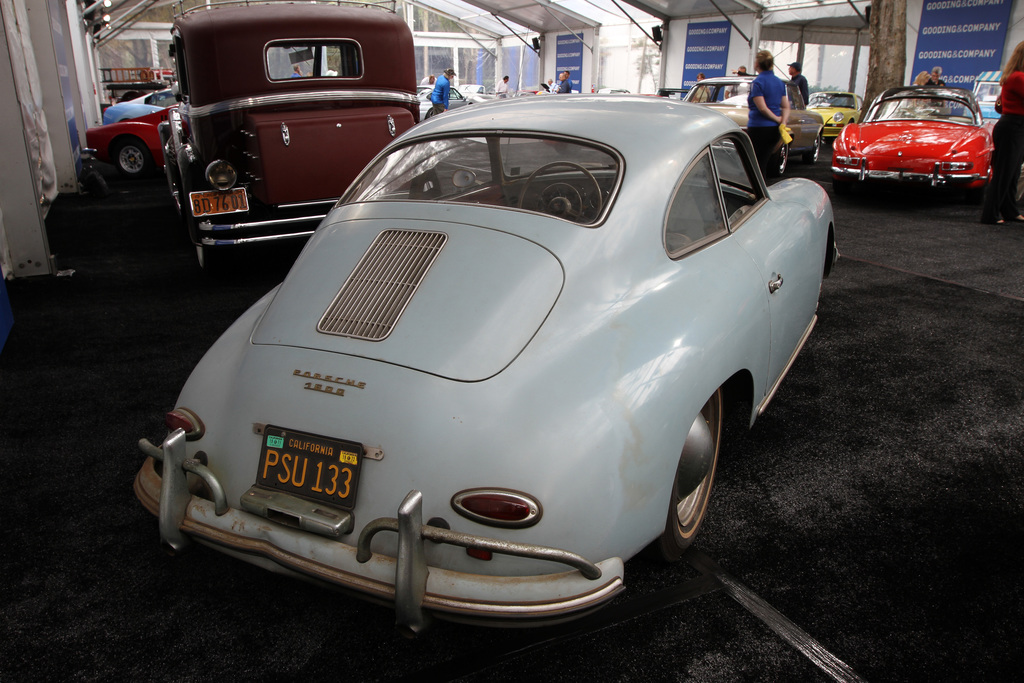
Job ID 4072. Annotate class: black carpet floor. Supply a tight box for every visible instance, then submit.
[1,158,1021,682]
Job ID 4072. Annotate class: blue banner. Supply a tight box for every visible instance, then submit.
[912,0,1013,89]
[556,34,584,93]
[1,276,12,355]
[682,21,731,88]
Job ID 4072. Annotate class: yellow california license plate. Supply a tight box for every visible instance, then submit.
[255,426,363,509]
[189,188,248,217]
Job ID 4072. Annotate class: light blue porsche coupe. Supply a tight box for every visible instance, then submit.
[136,95,837,633]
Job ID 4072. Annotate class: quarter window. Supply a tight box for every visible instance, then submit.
[710,137,761,224]
[267,41,362,81]
[665,151,727,256]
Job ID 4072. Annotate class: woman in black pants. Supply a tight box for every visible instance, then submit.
[982,41,1024,224]
[746,50,790,180]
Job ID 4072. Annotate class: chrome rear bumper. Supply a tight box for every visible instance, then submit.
[832,160,986,186]
[135,430,624,632]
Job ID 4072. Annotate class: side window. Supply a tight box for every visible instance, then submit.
[665,151,727,256]
[711,137,762,224]
[787,83,805,109]
[172,34,189,99]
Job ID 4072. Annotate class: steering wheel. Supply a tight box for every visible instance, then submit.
[517,161,603,221]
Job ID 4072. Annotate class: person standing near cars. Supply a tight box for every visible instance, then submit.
[430,68,455,117]
[982,41,1024,224]
[557,71,572,93]
[747,50,790,179]
[788,62,810,106]
[496,75,510,98]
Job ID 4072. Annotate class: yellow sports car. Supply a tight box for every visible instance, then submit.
[808,91,863,140]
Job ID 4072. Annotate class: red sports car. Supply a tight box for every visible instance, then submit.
[831,87,992,202]
[86,106,170,178]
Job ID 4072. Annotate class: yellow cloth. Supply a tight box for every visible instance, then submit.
[779,124,793,144]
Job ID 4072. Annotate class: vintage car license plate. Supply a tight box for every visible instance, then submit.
[189,188,248,217]
[255,426,362,509]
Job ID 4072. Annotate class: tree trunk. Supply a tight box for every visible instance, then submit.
[862,0,907,120]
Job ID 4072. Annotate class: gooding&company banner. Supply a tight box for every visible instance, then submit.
[682,21,731,89]
[556,34,584,93]
[912,0,1013,89]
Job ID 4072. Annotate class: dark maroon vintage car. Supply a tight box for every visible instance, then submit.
[160,1,418,268]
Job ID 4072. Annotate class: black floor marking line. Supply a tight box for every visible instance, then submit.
[399,549,864,683]
[395,571,724,682]
[688,550,866,683]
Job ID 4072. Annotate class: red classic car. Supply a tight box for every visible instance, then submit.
[86,106,169,178]
[831,87,993,202]
[161,1,419,269]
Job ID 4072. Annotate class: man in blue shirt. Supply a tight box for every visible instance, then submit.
[557,71,572,93]
[429,68,455,117]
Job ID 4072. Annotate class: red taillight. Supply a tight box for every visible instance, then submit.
[466,547,493,561]
[451,489,542,528]
[462,494,531,521]
[165,407,205,440]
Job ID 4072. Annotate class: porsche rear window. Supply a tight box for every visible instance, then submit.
[266,41,362,81]
[341,135,621,226]
[810,93,855,108]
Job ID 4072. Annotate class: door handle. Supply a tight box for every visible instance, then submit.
[768,273,784,293]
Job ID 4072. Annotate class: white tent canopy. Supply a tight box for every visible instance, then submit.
[92,0,871,43]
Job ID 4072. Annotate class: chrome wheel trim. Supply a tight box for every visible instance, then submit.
[118,144,145,174]
[674,390,722,535]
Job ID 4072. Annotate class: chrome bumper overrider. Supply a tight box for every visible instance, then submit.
[196,198,337,247]
[136,429,625,632]
[832,160,986,186]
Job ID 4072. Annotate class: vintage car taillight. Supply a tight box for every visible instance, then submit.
[451,488,542,528]
[165,407,205,440]
[941,161,973,171]
[205,160,237,190]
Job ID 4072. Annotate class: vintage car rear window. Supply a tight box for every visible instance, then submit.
[266,41,362,81]
[868,97,977,125]
[809,92,856,108]
[342,135,621,226]
[687,81,750,103]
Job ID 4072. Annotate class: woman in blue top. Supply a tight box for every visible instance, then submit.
[747,50,790,179]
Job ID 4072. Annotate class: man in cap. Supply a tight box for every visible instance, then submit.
[429,68,456,117]
[788,61,810,106]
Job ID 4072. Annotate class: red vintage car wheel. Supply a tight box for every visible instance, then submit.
[112,136,155,178]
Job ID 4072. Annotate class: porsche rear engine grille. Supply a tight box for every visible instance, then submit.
[317,229,447,340]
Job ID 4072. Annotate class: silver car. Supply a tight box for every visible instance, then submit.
[417,84,472,120]
[136,95,837,633]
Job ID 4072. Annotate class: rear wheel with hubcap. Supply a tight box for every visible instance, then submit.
[769,143,789,177]
[803,131,822,163]
[648,388,723,562]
